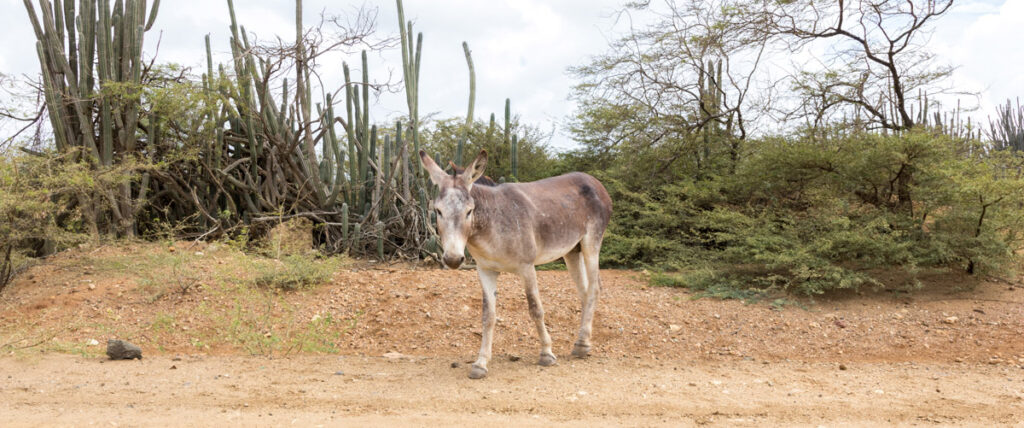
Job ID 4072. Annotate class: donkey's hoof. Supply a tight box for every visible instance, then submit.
[468,365,488,379]
[571,343,591,359]
[538,353,557,367]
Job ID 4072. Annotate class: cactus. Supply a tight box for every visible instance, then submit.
[376,221,385,260]
[511,135,519,181]
[502,98,520,181]
[698,59,724,165]
[341,203,350,242]
[457,41,476,166]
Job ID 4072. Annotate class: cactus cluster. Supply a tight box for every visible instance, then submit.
[910,92,980,141]
[22,0,521,260]
[23,0,161,236]
[189,0,449,257]
[25,0,159,162]
[988,98,1024,152]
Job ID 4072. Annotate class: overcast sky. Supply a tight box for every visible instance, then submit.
[2,0,1022,150]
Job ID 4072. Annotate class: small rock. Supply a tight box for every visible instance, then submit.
[170,365,177,370]
[334,371,345,376]
[839,364,847,370]
[105,339,142,360]
[834,320,847,329]
[943,316,958,325]
[450,362,461,369]
[382,351,404,360]
[87,284,96,291]
[87,339,99,346]
[873,389,885,395]
[669,324,682,332]
[973,308,985,314]
[508,355,521,362]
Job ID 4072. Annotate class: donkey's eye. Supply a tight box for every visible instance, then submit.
[434,208,442,217]
[466,208,474,217]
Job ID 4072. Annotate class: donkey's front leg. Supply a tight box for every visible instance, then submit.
[520,266,556,367]
[470,268,499,379]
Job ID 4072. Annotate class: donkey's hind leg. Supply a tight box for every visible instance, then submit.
[572,233,604,358]
[564,249,588,303]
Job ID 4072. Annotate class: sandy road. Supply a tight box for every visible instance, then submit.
[1,354,1021,427]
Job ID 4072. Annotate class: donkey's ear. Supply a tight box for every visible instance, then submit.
[462,149,488,188]
[419,150,447,186]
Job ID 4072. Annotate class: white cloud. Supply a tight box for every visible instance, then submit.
[932,0,1024,126]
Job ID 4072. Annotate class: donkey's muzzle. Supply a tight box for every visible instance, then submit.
[442,254,465,269]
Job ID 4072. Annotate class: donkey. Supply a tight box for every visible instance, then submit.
[420,149,612,379]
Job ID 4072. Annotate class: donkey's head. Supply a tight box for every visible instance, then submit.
[420,149,488,269]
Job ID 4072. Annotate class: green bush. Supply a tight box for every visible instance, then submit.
[0,152,96,288]
[598,129,1024,295]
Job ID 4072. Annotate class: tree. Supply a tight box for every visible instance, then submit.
[568,0,771,179]
[758,0,956,132]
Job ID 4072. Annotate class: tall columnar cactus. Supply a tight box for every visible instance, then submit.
[397,0,436,255]
[457,41,476,166]
[397,0,423,183]
[698,59,724,164]
[503,98,519,182]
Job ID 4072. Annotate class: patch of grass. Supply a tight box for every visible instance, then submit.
[251,254,342,291]
[150,312,176,333]
[651,270,772,303]
[192,274,357,356]
[291,313,341,353]
[44,340,103,357]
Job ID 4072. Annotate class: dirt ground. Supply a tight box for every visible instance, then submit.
[1,243,1023,426]
[1,354,1021,426]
